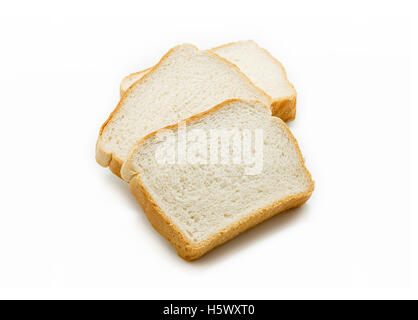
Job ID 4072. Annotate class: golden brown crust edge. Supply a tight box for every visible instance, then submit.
[119,68,151,97]
[272,94,297,122]
[122,99,314,261]
[96,44,271,178]
[95,141,124,178]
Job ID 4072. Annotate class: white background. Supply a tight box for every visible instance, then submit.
[0,0,416,299]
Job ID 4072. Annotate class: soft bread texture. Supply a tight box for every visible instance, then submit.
[96,44,271,177]
[120,41,297,121]
[121,99,314,260]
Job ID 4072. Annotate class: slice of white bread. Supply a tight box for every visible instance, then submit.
[120,41,297,121]
[121,99,314,260]
[96,44,271,177]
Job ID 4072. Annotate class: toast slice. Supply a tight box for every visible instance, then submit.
[120,41,297,121]
[96,44,271,177]
[121,99,314,260]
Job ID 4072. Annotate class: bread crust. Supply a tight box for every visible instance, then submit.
[272,95,297,121]
[96,44,271,178]
[119,68,151,97]
[211,40,297,121]
[95,141,124,178]
[122,99,314,261]
[120,40,297,121]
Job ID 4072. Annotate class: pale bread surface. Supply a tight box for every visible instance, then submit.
[96,44,271,177]
[119,41,296,121]
[121,99,314,260]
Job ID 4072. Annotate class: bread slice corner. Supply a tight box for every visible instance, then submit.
[119,68,151,97]
[211,40,297,121]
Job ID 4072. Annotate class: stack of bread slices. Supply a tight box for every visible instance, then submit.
[96,41,314,260]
